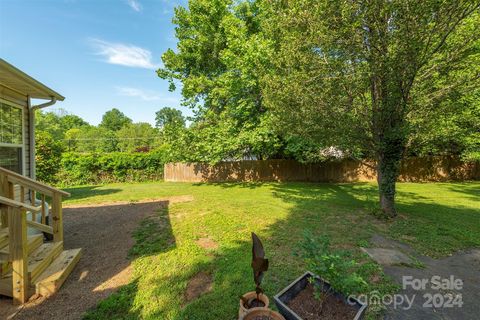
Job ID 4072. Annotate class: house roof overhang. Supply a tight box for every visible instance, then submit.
[0,58,65,104]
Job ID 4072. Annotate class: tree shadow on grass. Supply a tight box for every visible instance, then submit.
[271,182,480,257]
[83,279,141,320]
[128,202,177,257]
[390,200,480,256]
[63,185,122,202]
[443,182,480,202]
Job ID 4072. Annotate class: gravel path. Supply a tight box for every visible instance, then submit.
[0,200,168,320]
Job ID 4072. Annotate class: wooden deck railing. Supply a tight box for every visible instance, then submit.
[0,167,70,304]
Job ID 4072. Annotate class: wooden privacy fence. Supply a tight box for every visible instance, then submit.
[164,157,480,183]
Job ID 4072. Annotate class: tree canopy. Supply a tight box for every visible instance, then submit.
[155,107,185,129]
[36,108,161,154]
[158,0,285,162]
[117,122,159,152]
[36,109,90,141]
[99,108,133,131]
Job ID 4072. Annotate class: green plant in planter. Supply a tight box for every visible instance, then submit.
[298,232,368,299]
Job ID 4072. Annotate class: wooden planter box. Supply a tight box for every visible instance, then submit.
[274,271,367,320]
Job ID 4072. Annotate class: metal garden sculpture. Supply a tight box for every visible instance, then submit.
[240,232,270,309]
[251,232,269,295]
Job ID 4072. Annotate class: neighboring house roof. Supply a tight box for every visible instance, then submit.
[0,58,65,102]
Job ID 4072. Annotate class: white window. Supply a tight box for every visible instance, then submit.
[0,101,24,174]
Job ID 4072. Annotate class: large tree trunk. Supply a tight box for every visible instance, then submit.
[376,152,402,217]
[369,43,408,218]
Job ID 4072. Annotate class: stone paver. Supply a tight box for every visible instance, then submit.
[361,247,415,266]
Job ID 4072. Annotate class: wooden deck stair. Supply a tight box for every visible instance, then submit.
[34,248,82,296]
[0,236,82,298]
[1,166,81,304]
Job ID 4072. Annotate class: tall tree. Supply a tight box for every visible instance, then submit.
[155,107,185,129]
[36,109,90,141]
[61,114,89,131]
[117,122,159,152]
[99,108,132,131]
[158,0,282,162]
[73,126,119,153]
[263,0,480,216]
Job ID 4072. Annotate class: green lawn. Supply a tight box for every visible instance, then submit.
[66,181,480,320]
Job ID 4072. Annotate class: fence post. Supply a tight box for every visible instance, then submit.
[9,206,28,304]
[51,192,63,243]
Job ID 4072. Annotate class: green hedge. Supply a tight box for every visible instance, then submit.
[56,151,166,186]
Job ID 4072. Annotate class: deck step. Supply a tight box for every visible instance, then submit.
[28,242,63,283]
[34,248,82,297]
[0,242,66,298]
[0,234,45,276]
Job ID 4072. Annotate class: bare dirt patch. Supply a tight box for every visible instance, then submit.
[64,195,194,209]
[184,271,213,304]
[196,237,219,250]
[0,200,170,320]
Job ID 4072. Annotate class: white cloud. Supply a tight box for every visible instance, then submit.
[116,87,179,103]
[127,0,142,12]
[89,38,159,69]
[117,87,160,101]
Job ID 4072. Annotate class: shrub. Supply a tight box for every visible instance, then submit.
[56,149,167,186]
[35,131,63,184]
[298,232,368,297]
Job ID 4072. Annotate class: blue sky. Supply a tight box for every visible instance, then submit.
[0,0,189,126]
